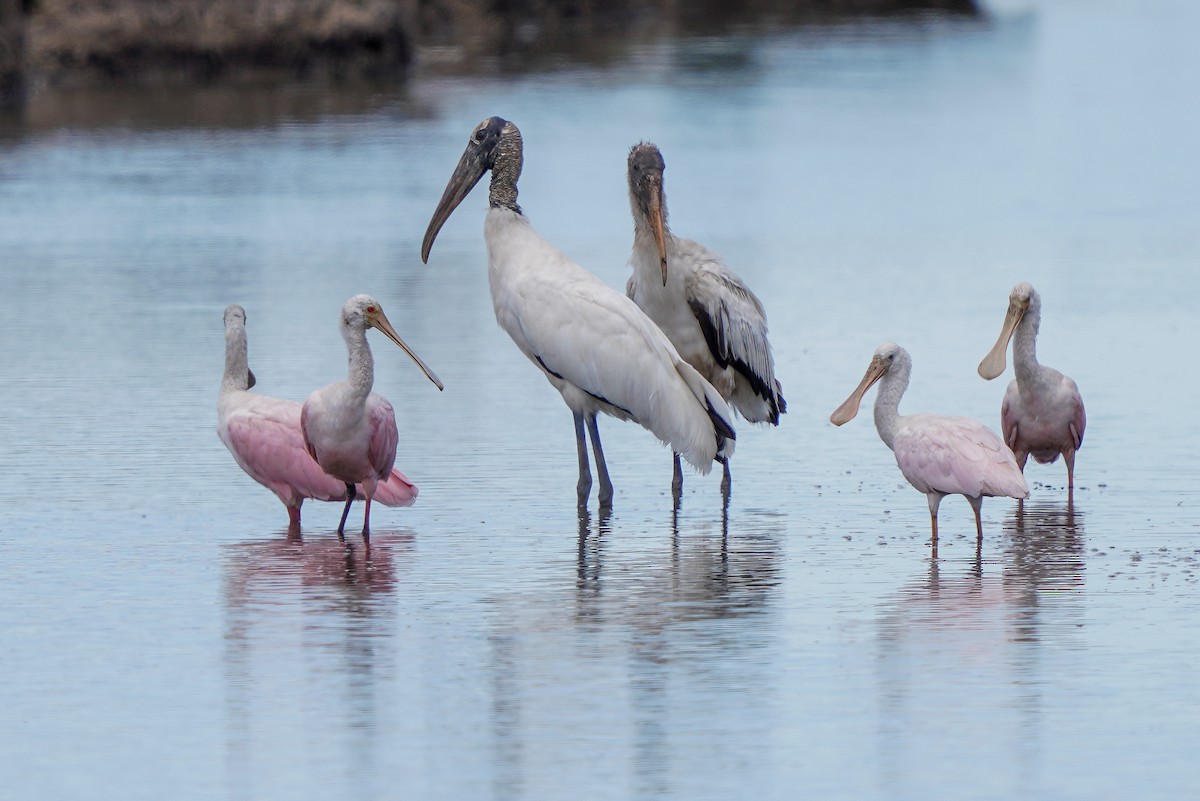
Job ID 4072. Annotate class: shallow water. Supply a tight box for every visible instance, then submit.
[2,1,1199,798]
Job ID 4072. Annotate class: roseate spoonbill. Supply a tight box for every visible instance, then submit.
[830,343,1028,543]
[978,282,1086,490]
[625,142,785,499]
[218,304,419,532]
[300,295,443,537]
[421,116,735,510]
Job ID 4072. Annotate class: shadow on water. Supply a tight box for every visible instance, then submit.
[222,529,412,799]
[486,505,784,800]
[874,497,1085,792]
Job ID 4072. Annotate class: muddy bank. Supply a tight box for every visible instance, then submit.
[13,0,980,92]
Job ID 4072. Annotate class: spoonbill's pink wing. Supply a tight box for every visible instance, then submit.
[222,394,353,503]
[366,394,400,480]
[372,468,418,507]
[894,414,1028,500]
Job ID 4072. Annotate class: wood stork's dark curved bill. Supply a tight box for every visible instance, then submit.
[367,307,444,391]
[977,296,1028,379]
[646,180,668,286]
[421,117,508,264]
[830,356,888,426]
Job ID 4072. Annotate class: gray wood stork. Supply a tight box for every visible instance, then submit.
[625,142,785,501]
[421,117,736,510]
[831,343,1028,546]
[978,282,1086,492]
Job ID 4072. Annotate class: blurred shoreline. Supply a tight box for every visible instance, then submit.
[2,0,978,110]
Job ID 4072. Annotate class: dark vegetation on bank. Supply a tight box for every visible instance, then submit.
[1,0,979,107]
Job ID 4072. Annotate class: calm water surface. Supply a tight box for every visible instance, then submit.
[2,1,1199,799]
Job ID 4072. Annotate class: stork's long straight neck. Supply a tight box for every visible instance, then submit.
[343,325,375,402]
[222,320,250,393]
[489,130,523,213]
[873,366,909,451]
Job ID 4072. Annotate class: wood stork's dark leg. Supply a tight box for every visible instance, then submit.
[574,411,592,507]
[338,482,356,535]
[585,413,614,509]
[719,457,731,500]
[671,453,684,505]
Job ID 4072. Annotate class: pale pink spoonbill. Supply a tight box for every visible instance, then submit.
[218,304,419,532]
[625,142,785,500]
[978,282,1086,491]
[421,117,735,510]
[300,295,443,537]
[831,343,1028,543]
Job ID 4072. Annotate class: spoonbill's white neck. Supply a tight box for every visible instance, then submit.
[873,355,911,452]
[341,322,375,402]
[222,317,251,393]
[1012,297,1043,382]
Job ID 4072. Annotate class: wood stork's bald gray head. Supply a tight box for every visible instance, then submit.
[627,142,670,286]
[978,281,1041,380]
[830,343,911,426]
[341,294,444,391]
[422,116,523,264]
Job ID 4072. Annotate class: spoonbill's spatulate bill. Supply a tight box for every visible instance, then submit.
[300,295,443,538]
[217,304,418,532]
[625,142,785,499]
[978,282,1086,491]
[831,343,1028,543]
[421,116,735,510]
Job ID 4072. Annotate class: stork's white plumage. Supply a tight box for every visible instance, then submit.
[422,117,735,510]
[978,282,1086,493]
[831,343,1028,545]
[625,142,785,497]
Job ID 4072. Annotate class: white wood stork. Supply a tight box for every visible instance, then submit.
[421,117,736,510]
[625,142,785,499]
[831,343,1028,545]
[978,282,1086,492]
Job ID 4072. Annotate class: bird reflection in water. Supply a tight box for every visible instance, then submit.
[875,498,1084,795]
[222,529,411,799]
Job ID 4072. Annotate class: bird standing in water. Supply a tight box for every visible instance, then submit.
[625,142,785,500]
[978,282,1086,493]
[421,117,735,511]
[301,295,443,538]
[831,342,1028,544]
[218,304,418,533]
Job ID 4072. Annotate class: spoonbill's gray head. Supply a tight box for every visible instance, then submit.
[978,281,1041,380]
[830,342,910,426]
[340,294,444,391]
[223,303,256,388]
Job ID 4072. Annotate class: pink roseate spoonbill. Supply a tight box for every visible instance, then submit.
[830,343,1029,543]
[218,304,420,533]
[300,295,443,537]
[625,142,785,499]
[978,282,1086,491]
[421,116,735,510]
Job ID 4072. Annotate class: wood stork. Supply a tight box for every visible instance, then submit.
[830,343,1028,544]
[218,304,419,532]
[421,116,736,510]
[978,282,1086,491]
[625,142,785,499]
[300,295,443,537]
